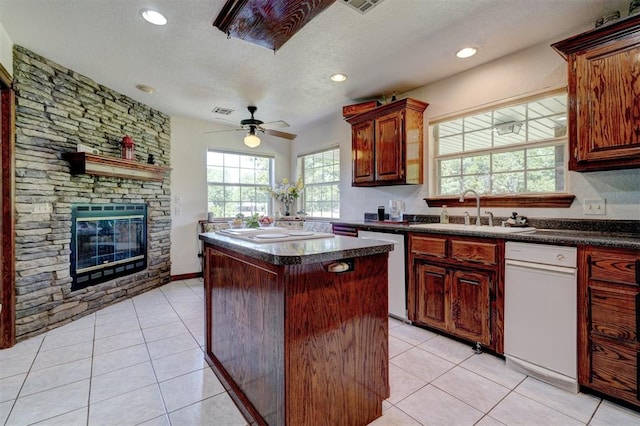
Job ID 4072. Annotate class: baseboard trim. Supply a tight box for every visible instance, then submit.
[171,272,203,281]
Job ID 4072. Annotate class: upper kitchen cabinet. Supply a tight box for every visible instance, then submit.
[552,14,640,172]
[346,98,428,186]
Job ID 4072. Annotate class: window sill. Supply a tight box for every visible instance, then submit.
[424,194,575,208]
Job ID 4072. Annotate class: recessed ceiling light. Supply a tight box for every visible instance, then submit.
[456,47,477,59]
[330,73,348,82]
[136,84,155,94]
[141,9,167,26]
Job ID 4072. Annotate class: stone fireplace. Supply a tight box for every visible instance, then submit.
[12,45,172,340]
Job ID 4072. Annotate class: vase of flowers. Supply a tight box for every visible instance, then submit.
[266,177,303,216]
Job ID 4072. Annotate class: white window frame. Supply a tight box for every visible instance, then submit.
[206,149,275,219]
[298,146,341,219]
[430,88,568,197]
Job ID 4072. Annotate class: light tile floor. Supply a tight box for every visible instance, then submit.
[1,278,640,425]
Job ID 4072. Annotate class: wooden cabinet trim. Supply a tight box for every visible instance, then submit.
[347,98,427,187]
[425,193,575,208]
[553,14,640,172]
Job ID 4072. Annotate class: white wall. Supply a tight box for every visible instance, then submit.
[0,19,13,75]
[169,116,292,276]
[172,37,640,275]
[292,40,640,222]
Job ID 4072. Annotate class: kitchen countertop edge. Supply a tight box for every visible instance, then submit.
[199,232,395,265]
[331,220,640,250]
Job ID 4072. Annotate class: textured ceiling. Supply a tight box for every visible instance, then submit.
[0,0,630,137]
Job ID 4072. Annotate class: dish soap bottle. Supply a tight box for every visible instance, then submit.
[440,205,449,224]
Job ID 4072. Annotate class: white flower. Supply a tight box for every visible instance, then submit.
[266,177,303,204]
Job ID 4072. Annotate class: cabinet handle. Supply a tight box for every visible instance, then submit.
[636,259,640,285]
[327,262,350,273]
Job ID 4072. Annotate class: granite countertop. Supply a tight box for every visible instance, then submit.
[199,232,394,265]
[331,219,640,250]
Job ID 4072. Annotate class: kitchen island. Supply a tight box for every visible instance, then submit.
[199,230,394,426]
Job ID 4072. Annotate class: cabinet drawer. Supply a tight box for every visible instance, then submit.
[451,240,497,265]
[332,225,358,237]
[589,286,638,342]
[589,252,639,287]
[411,236,446,257]
[590,335,639,403]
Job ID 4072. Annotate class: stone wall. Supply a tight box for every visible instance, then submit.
[12,45,172,340]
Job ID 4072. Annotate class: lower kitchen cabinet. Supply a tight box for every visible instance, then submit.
[579,246,640,407]
[450,269,491,346]
[414,262,447,330]
[409,233,502,352]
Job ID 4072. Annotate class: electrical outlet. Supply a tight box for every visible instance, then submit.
[584,198,606,215]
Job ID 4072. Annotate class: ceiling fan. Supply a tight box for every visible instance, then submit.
[206,106,297,148]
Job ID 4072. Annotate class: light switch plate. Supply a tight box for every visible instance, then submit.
[584,198,606,215]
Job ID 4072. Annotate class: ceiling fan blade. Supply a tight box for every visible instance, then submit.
[203,128,245,135]
[261,120,290,129]
[265,128,297,140]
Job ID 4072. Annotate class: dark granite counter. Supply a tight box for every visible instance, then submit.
[331,218,640,250]
[199,231,394,265]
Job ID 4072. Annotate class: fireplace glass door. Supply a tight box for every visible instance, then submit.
[71,204,147,290]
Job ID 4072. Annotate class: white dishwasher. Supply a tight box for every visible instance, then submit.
[358,231,407,320]
[504,241,578,393]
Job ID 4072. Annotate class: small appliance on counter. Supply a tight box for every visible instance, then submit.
[388,200,405,221]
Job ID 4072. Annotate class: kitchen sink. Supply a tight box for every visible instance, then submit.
[409,223,536,234]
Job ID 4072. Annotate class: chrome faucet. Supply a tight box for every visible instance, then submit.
[459,189,481,226]
[484,211,494,227]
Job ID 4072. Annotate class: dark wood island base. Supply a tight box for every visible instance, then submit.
[202,240,390,426]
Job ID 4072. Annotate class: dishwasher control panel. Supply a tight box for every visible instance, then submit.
[505,242,576,267]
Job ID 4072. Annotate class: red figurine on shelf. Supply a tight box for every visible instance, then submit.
[120,135,135,160]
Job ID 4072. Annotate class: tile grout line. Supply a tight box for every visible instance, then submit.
[3,333,46,425]
[133,286,173,425]
[86,313,97,426]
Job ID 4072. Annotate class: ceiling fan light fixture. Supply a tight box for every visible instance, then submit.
[330,73,348,82]
[244,129,261,148]
[456,47,477,59]
[141,9,167,26]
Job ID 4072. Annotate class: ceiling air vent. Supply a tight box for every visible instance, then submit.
[341,0,384,14]
[212,107,234,115]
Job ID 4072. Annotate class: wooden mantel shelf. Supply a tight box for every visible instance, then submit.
[62,152,170,182]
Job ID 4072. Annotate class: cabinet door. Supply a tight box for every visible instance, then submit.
[414,261,448,331]
[589,335,640,404]
[352,120,375,184]
[374,110,403,182]
[572,39,640,170]
[450,269,491,346]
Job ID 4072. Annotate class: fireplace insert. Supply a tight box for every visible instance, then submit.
[71,203,147,291]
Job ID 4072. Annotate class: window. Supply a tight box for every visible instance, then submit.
[299,147,340,218]
[206,150,273,218]
[433,91,567,196]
